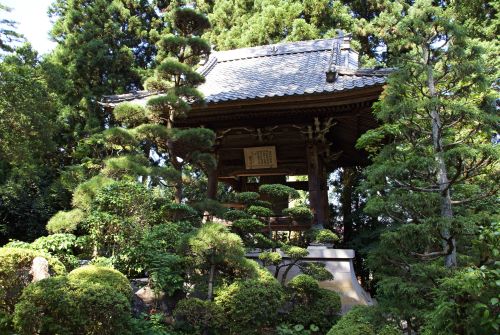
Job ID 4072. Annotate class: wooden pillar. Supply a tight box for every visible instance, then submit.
[320,165,330,226]
[207,168,218,199]
[307,142,328,229]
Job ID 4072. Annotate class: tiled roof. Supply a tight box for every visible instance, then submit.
[101,37,390,106]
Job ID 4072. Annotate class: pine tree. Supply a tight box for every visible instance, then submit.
[109,5,215,203]
[0,3,22,53]
[204,0,355,50]
[355,0,499,331]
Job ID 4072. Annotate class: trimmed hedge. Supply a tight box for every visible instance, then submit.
[67,265,131,299]
[215,273,284,334]
[286,274,341,332]
[13,275,132,335]
[0,247,65,314]
[46,209,85,234]
[173,298,223,332]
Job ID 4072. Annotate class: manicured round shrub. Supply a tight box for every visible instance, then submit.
[259,251,283,266]
[326,306,376,335]
[247,205,274,217]
[0,247,65,314]
[259,184,300,200]
[252,199,273,208]
[315,229,339,244]
[46,209,85,234]
[286,274,341,332]
[223,209,251,221]
[232,218,266,233]
[235,191,260,205]
[13,275,132,335]
[282,206,313,224]
[287,274,319,295]
[215,276,285,334]
[161,203,199,222]
[173,298,223,332]
[68,265,131,299]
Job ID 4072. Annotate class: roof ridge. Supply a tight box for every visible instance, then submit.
[212,37,350,63]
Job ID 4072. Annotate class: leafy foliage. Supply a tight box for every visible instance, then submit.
[285,274,341,332]
[173,298,223,332]
[215,276,285,334]
[46,209,85,234]
[13,273,132,335]
[0,247,65,315]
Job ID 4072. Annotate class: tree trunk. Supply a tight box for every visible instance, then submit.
[425,47,457,268]
[167,116,183,203]
[341,167,355,245]
[207,253,215,301]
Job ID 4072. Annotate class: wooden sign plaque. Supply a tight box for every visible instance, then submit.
[243,146,277,169]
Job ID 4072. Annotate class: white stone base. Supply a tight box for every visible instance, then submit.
[247,247,373,313]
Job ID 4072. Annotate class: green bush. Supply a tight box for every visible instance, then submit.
[215,276,285,334]
[315,229,339,244]
[223,209,251,221]
[68,265,131,299]
[72,175,114,211]
[283,206,313,224]
[253,200,273,208]
[235,191,260,205]
[247,205,274,217]
[299,262,334,281]
[46,209,85,234]
[30,233,80,270]
[161,203,199,223]
[286,275,341,332]
[326,306,376,335]
[13,275,132,335]
[232,218,266,233]
[173,298,223,332]
[259,251,283,266]
[191,199,226,217]
[287,274,319,295]
[378,325,402,335]
[259,184,300,200]
[0,247,65,314]
[327,306,402,335]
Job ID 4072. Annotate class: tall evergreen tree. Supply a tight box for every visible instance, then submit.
[106,4,214,203]
[355,0,499,331]
[204,0,355,50]
[0,45,67,242]
[0,3,22,53]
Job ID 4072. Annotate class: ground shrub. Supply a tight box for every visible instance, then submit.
[31,233,80,270]
[286,275,341,332]
[68,265,131,299]
[314,229,339,244]
[326,306,376,335]
[0,247,65,315]
[13,275,132,335]
[215,275,285,334]
[174,298,223,333]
